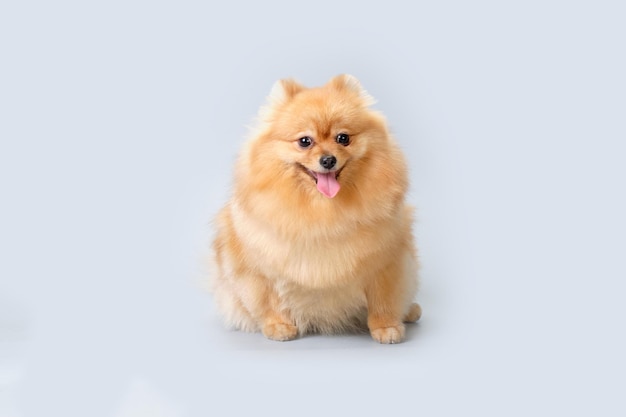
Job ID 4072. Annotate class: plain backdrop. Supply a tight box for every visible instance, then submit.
[1,1,625,416]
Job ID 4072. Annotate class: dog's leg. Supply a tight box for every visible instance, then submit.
[235,273,298,341]
[365,262,409,344]
[403,302,422,323]
[260,294,298,342]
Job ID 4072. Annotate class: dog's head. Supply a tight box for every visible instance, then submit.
[251,75,390,199]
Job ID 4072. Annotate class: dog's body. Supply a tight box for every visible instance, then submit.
[211,75,420,343]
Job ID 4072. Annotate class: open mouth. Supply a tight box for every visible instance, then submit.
[296,163,346,198]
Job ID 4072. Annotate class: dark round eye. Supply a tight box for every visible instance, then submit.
[336,133,350,146]
[298,136,313,148]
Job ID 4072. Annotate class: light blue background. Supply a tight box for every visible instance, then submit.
[1,1,625,416]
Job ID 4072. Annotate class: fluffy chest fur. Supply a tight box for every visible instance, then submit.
[229,199,402,289]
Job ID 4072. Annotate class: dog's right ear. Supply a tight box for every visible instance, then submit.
[257,79,304,123]
[267,78,304,105]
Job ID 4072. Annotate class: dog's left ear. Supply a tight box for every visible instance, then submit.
[329,74,376,106]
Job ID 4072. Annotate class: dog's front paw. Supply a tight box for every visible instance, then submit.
[370,324,406,344]
[262,323,298,341]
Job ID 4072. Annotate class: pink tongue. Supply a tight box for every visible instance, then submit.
[316,172,340,198]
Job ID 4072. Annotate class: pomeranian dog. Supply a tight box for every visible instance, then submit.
[211,75,420,343]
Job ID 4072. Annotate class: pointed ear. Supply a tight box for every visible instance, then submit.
[329,74,376,106]
[267,78,305,105]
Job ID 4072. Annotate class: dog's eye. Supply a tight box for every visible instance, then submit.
[336,133,350,146]
[298,136,313,148]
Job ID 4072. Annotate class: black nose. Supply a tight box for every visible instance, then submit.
[319,155,337,170]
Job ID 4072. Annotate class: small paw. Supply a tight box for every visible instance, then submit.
[403,303,422,323]
[262,323,298,341]
[370,324,406,344]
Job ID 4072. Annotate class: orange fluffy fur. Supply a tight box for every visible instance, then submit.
[211,75,420,343]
